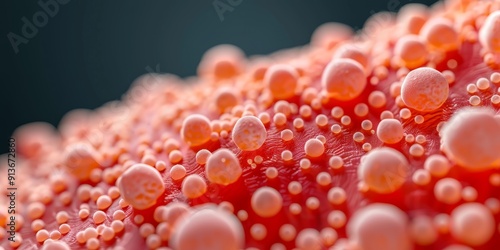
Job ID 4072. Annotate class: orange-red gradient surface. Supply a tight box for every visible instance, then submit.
[2,0,500,249]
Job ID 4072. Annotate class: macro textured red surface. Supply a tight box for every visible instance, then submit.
[2,0,500,249]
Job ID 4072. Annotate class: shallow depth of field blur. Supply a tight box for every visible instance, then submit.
[2,0,439,154]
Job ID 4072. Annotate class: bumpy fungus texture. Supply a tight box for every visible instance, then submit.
[2,0,500,249]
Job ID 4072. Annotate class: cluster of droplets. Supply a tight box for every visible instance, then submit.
[2,0,500,249]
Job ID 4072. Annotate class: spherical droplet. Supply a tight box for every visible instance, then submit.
[376,118,404,144]
[55,211,69,224]
[195,149,211,165]
[280,129,294,142]
[181,114,212,147]
[322,59,367,101]
[327,187,346,205]
[170,208,245,250]
[334,44,369,71]
[434,178,462,205]
[205,149,242,185]
[295,228,322,250]
[232,116,267,151]
[412,169,431,186]
[288,181,302,195]
[394,35,428,69]
[424,154,451,177]
[347,203,411,250]
[63,143,101,181]
[41,240,71,250]
[251,187,283,218]
[214,88,239,113]
[368,91,387,109]
[304,138,325,158]
[450,203,495,246]
[410,216,437,246]
[117,163,165,210]
[181,174,207,199]
[357,147,409,193]
[401,67,449,112]
[279,224,297,242]
[96,195,112,210]
[264,64,299,100]
[440,107,500,171]
[409,144,425,157]
[420,18,458,51]
[479,11,500,53]
[328,210,347,229]
[27,202,46,220]
[197,44,244,79]
[93,211,106,224]
[250,223,267,241]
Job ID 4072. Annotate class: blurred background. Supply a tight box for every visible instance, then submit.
[1,0,439,154]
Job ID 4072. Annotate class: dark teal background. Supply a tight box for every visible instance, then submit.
[1,0,438,153]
